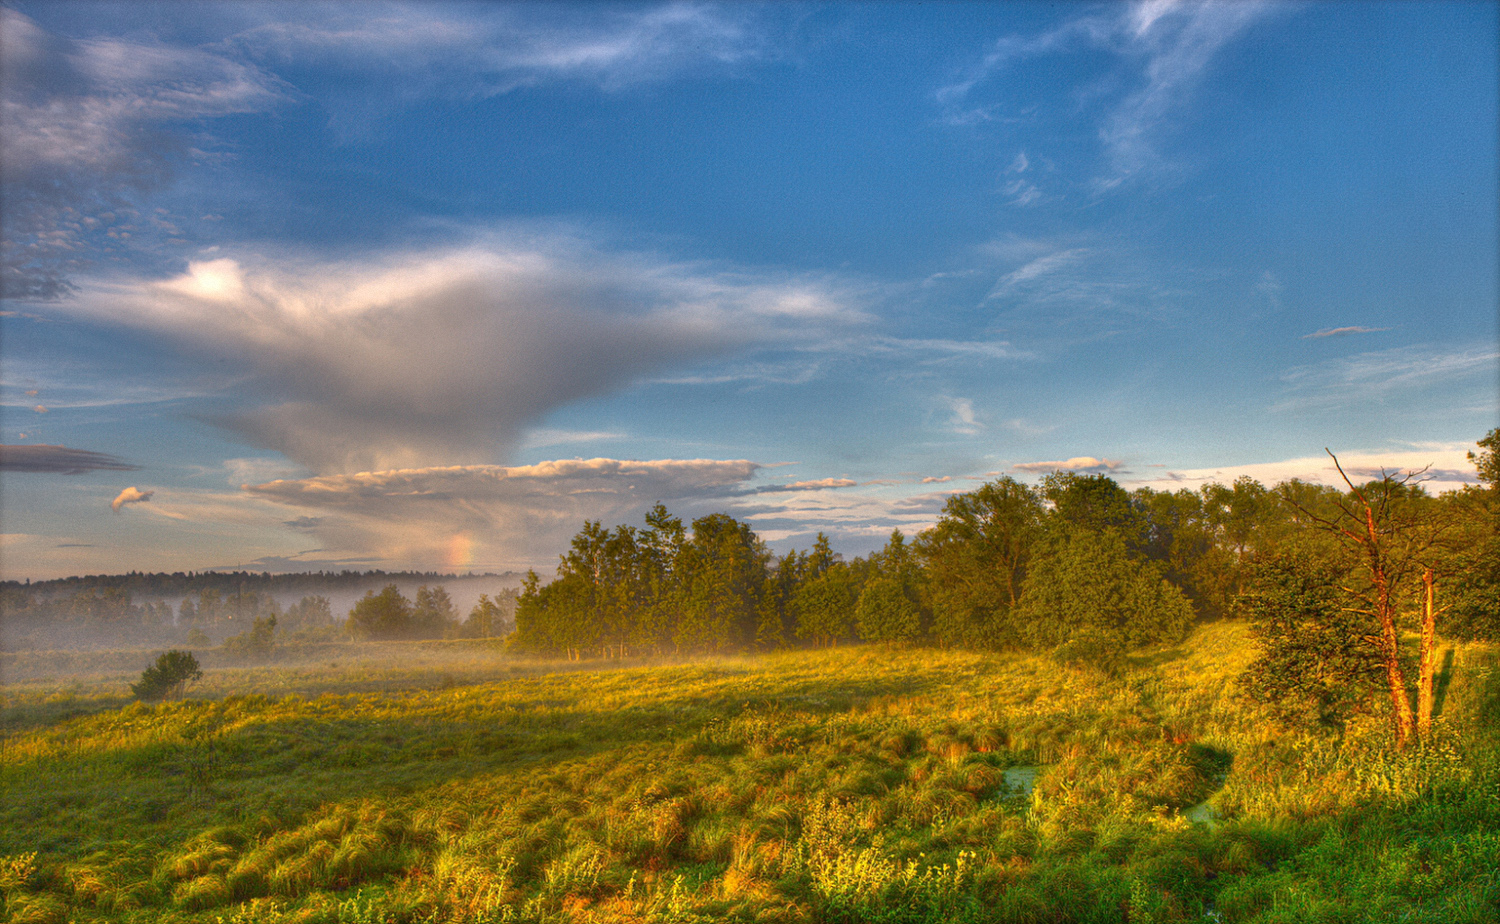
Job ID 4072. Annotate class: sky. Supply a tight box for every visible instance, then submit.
[1,0,1496,581]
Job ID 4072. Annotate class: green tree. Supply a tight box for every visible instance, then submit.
[1468,427,1500,488]
[347,585,415,640]
[413,585,458,638]
[282,595,333,631]
[675,514,767,652]
[223,615,278,661]
[1277,454,1456,746]
[464,594,504,639]
[856,530,927,644]
[794,562,858,647]
[1042,472,1145,545]
[916,477,1044,649]
[131,650,203,701]
[1238,551,1385,728]
[1015,529,1195,658]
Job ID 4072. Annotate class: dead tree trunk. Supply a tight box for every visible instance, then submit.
[1416,567,1439,741]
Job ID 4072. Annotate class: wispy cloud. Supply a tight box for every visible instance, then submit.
[752,478,858,494]
[988,249,1090,294]
[1302,326,1390,339]
[59,234,864,474]
[0,8,284,298]
[232,3,777,98]
[0,444,138,475]
[1276,343,1499,412]
[520,429,629,450]
[941,397,982,436]
[940,1,1281,189]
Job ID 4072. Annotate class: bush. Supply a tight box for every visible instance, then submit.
[131,650,203,701]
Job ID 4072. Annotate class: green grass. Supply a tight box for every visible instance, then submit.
[3,623,1498,922]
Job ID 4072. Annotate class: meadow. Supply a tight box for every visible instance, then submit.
[3,624,1498,923]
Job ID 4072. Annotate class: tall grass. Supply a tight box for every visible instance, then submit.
[2,624,1497,922]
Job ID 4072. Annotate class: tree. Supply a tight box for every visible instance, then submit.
[465,594,504,639]
[1468,427,1500,488]
[412,585,458,638]
[1277,452,1455,746]
[282,595,333,631]
[131,650,202,701]
[794,562,858,646]
[1042,472,1145,545]
[223,615,278,661]
[1238,551,1385,729]
[675,514,768,652]
[1015,529,1195,657]
[1438,431,1500,641]
[916,477,1044,649]
[857,530,927,644]
[347,585,415,640]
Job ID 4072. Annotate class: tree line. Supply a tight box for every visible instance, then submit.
[512,431,1499,745]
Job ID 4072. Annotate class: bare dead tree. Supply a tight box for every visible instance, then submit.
[1277,450,1453,747]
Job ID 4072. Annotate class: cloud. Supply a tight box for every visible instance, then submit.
[0,9,283,298]
[1122,442,1483,495]
[1012,456,1124,473]
[232,3,775,98]
[0,444,138,474]
[941,397,982,436]
[921,476,953,484]
[1276,343,1500,412]
[1098,1,1276,185]
[111,486,154,512]
[940,1,1280,188]
[243,457,762,572]
[520,429,629,450]
[1302,326,1391,339]
[753,478,858,494]
[60,236,863,474]
[990,249,1090,293]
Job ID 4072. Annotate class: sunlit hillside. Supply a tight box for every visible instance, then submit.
[4,624,1497,923]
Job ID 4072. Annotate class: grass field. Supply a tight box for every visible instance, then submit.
[3,623,1498,923]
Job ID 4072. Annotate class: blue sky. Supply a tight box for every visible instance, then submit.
[2,0,1495,580]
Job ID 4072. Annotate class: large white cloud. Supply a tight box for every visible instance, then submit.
[62,237,862,473]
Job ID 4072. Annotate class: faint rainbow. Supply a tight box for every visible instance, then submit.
[446,532,475,571]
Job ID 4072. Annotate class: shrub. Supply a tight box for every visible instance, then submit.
[130,650,203,701]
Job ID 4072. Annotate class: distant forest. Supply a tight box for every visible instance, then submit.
[0,569,522,650]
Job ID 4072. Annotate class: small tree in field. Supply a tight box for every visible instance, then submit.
[131,650,202,701]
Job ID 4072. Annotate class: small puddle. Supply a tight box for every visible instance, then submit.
[1002,765,1040,796]
[1183,800,1219,826]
